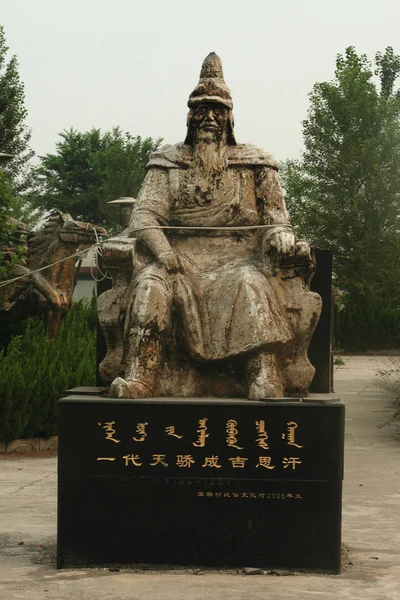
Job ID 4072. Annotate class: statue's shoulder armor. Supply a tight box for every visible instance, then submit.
[147,142,278,170]
[228,144,278,170]
[147,143,186,169]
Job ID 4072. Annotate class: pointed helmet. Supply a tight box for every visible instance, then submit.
[185,52,236,145]
[187,52,233,110]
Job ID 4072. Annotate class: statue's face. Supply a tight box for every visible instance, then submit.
[191,103,229,143]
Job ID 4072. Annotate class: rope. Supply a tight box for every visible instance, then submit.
[0,245,99,289]
[90,227,112,282]
[0,223,290,290]
[128,224,291,233]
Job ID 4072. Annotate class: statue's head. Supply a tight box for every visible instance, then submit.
[185,53,236,147]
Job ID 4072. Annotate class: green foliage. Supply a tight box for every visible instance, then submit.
[0,170,13,277]
[333,356,345,366]
[335,304,400,351]
[0,300,96,443]
[0,170,25,280]
[32,127,161,228]
[281,46,400,312]
[0,25,34,205]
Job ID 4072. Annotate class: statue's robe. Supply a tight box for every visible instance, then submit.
[128,142,295,362]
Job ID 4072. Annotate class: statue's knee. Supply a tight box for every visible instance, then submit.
[132,279,171,330]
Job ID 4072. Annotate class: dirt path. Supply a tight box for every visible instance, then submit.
[0,356,399,599]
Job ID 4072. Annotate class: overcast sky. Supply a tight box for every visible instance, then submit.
[2,0,400,162]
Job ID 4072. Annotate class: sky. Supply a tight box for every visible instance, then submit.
[2,0,400,162]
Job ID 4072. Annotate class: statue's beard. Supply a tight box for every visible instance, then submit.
[192,135,228,176]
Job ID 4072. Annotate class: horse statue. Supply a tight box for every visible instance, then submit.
[0,211,107,341]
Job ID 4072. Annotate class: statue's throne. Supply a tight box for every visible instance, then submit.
[97,236,323,398]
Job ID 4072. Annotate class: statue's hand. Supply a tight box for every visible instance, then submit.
[268,231,295,257]
[158,251,184,274]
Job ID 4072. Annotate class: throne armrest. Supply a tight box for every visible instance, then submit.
[100,236,152,288]
[101,236,137,272]
[278,240,316,288]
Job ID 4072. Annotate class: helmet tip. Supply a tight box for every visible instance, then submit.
[200,52,224,80]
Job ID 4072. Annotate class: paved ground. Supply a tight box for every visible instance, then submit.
[1,356,399,599]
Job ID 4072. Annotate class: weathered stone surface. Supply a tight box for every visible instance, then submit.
[39,436,58,451]
[97,53,321,400]
[0,436,59,453]
[7,438,40,453]
[65,386,107,396]
[243,568,263,575]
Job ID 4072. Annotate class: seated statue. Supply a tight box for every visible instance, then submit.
[98,52,322,400]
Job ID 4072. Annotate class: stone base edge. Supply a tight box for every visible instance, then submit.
[0,436,58,453]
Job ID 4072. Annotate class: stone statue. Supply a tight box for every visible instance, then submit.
[0,211,106,341]
[98,53,322,400]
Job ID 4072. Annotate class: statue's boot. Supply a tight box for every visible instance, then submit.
[108,330,160,399]
[99,345,124,385]
[109,377,154,399]
[107,265,172,399]
[246,351,284,400]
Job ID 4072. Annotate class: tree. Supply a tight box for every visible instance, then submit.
[0,170,14,279]
[0,169,26,280]
[33,128,161,227]
[281,47,400,311]
[0,26,34,202]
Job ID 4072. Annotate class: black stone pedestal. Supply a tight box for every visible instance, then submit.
[57,395,344,573]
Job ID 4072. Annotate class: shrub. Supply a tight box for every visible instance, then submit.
[0,300,96,443]
[334,356,345,366]
[374,356,400,425]
[335,305,400,352]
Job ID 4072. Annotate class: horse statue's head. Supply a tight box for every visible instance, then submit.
[44,211,107,246]
[27,211,108,271]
